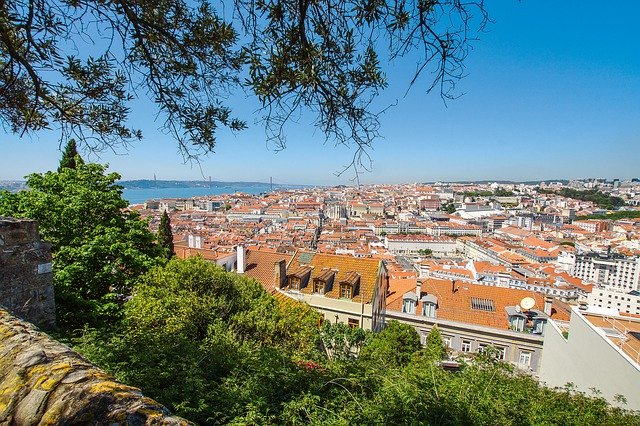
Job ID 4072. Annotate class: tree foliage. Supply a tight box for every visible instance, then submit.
[157,210,174,259]
[359,320,420,368]
[74,258,640,424]
[443,201,456,213]
[578,211,640,221]
[1,0,488,168]
[0,161,161,329]
[424,324,447,361]
[57,139,84,172]
[76,257,324,424]
[319,321,368,361]
[537,188,626,210]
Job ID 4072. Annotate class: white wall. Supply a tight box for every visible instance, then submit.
[540,307,640,410]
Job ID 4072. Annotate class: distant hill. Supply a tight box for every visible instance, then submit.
[0,181,27,192]
[118,179,307,189]
[422,179,571,185]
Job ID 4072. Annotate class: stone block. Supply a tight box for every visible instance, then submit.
[0,310,192,425]
[0,217,55,329]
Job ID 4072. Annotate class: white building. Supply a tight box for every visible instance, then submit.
[385,235,457,257]
[325,204,348,220]
[586,288,640,316]
[540,306,640,410]
[556,250,576,273]
[573,253,640,292]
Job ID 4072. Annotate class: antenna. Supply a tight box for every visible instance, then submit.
[520,297,536,311]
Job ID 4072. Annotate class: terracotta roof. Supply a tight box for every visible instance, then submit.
[474,261,510,274]
[173,243,233,261]
[286,252,383,303]
[243,249,294,293]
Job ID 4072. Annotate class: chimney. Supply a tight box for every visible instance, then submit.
[237,244,246,273]
[274,259,287,288]
[416,280,422,298]
[544,296,553,316]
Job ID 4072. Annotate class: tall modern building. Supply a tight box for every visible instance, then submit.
[572,253,640,292]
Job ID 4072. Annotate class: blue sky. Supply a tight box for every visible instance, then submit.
[2,1,639,185]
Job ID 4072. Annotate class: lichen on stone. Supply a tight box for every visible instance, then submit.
[0,309,191,425]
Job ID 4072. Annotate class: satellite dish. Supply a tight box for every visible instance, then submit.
[521,297,536,310]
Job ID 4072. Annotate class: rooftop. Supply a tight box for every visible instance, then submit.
[583,312,640,365]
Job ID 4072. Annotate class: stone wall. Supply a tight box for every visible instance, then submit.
[0,309,191,424]
[0,217,55,329]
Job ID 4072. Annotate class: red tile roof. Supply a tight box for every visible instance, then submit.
[243,249,295,293]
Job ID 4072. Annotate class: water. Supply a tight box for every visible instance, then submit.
[121,184,300,204]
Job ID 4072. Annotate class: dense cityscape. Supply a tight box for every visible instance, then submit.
[2,0,639,422]
[132,177,640,410]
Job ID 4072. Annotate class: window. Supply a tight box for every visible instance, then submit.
[461,340,472,352]
[348,318,359,329]
[403,299,416,314]
[289,277,300,290]
[477,343,487,353]
[533,319,546,334]
[509,315,526,332]
[340,284,352,299]
[519,351,532,366]
[470,297,495,312]
[496,346,507,360]
[443,336,453,348]
[422,302,436,317]
[313,280,325,295]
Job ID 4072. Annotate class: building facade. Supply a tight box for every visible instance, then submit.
[540,306,640,410]
[573,253,640,292]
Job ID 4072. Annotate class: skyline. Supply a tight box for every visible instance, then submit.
[2,2,639,185]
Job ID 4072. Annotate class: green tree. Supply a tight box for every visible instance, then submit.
[494,187,515,197]
[57,139,84,172]
[360,320,421,368]
[319,321,367,361]
[579,211,640,220]
[537,188,626,210]
[0,162,162,329]
[157,211,174,260]
[1,0,488,165]
[443,202,456,214]
[73,258,640,424]
[76,257,324,423]
[423,325,447,361]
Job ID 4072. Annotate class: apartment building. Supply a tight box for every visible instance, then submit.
[586,288,640,316]
[385,234,457,256]
[573,253,640,291]
[237,249,389,331]
[386,277,570,373]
